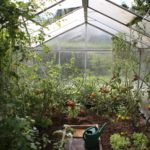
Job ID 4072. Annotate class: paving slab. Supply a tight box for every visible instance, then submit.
[65,138,102,150]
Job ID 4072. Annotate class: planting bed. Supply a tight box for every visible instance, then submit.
[40,113,150,150]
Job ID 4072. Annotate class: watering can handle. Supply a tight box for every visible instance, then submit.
[83,131,86,140]
[83,126,97,140]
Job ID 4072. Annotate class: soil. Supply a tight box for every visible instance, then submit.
[39,113,150,150]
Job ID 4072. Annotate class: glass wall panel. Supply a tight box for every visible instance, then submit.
[139,49,150,119]
[141,49,150,77]
[86,51,113,78]
[60,51,85,67]
[59,51,85,78]
[85,25,112,49]
[43,24,112,50]
[40,50,113,79]
[43,24,86,50]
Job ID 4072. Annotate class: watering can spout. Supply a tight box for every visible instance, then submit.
[98,122,107,136]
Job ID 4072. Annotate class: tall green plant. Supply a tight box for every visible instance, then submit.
[0,0,38,117]
[112,33,138,80]
[112,33,146,129]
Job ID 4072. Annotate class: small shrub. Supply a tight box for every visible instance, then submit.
[132,132,149,150]
[110,133,130,150]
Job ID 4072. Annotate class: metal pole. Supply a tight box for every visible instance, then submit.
[138,48,142,89]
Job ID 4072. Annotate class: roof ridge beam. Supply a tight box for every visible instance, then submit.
[82,0,88,23]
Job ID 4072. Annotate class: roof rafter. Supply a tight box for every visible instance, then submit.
[82,0,88,23]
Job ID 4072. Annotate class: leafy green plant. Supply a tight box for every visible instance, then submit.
[110,133,131,150]
[132,132,149,150]
[0,116,41,150]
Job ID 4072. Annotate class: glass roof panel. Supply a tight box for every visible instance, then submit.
[35,0,64,13]
[31,8,84,47]
[109,0,134,7]
[39,24,112,50]
[89,0,137,24]
[88,8,128,33]
[26,0,150,49]
[88,19,118,36]
[33,0,82,25]
[87,8,150,48]
[88,20,149,48]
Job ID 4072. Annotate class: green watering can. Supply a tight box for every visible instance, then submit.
[83,123,107,149]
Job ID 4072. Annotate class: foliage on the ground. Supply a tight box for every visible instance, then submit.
[132,132,149,150]
[110,133,131,150]
[110,132,149,150]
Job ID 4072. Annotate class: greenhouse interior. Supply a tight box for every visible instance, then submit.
[0,0,150,149]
